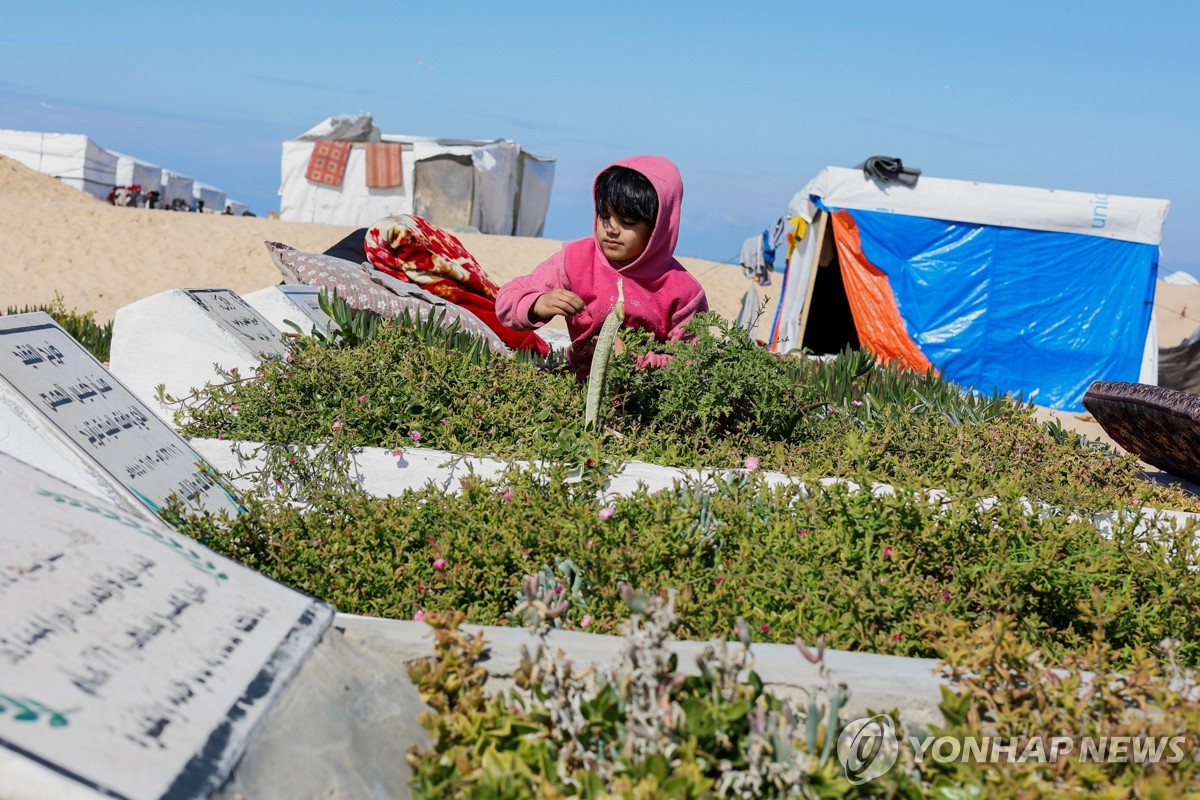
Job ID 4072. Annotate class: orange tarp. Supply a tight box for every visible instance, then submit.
[829,210,933,373]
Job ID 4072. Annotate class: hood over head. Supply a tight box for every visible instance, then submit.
[595,155,683,277]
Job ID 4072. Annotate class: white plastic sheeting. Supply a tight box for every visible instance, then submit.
[160,169,194,208]
[771,166,1172,358]
[789,167,1170,246]
[192,181,227,213]
[515,151,556,237]
[109,150,162,193]
[0,129,117,200]
[278,119,554,235]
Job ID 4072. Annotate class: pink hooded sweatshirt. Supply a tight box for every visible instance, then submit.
[495,155,708,373]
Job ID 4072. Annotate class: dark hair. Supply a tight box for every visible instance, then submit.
[594,166,658,225]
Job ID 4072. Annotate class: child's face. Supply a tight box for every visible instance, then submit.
[595,210,652,265]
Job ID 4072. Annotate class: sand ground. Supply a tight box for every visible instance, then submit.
[2,154,1197,492]
[0,155,764,337]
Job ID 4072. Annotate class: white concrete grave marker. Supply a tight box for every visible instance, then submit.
[109,288,288,422]
[242,285,335,338]
[0,312,243,519]
[0,451,333,800]
[182,290,288,357]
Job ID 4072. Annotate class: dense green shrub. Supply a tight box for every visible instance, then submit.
[407,599,868,798]
[173,312,1196,512]
[3,294,113,362]
[172,465,1200,668]
[404,604,1200,798]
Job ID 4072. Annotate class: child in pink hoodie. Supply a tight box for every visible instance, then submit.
[495,155,708,374]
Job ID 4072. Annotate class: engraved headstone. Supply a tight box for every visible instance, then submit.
[0,451,333,800]
[182,290,288,358]
[242,285,335,338]
[109,288,288,422]
[0,312,243,519]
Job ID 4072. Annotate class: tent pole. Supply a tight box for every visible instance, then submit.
[795,209,828,350]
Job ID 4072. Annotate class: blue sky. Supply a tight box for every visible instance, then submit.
[3,1,1197,274]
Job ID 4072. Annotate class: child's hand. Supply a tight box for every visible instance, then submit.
[531,289,586,322]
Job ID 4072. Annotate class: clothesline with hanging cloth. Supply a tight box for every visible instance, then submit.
[305,140,352,186]
[305,140,408,188]
[366,142,403,188]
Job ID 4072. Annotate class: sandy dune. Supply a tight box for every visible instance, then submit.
[0,155,762,327]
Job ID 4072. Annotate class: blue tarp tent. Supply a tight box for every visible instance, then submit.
[767,167,1170,412]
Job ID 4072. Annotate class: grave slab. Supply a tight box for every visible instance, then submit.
[0,313,243,520]
[242,284,335,339]
[212,622,428,800]
[109,289,288,422]
[190,438,1200,544]
[0,451,333,800]
[189,439,801,499]
[335,614,948,728]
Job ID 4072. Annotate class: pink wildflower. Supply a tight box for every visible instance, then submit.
[416,584,426,592]
[413,609,426,623]
[598,505,616,521]
[433,558,446,570]
[217,430,224,440]
[229,403,238,412]
[502,491,514,502]
[943,590,952,602]
[357,395,366,403]
[554,585,563,595]
[331,420,342,432]
[440,418,448,424]
[392,448,404,458]
[744,456,760,472]
[410,430,421,442]
[288,456,295,464]
[884,546,894,558]
[892,633,902,641]
[798,528,808,537]
[851,400,864,407]
[580,614,593,629]
[715,575,727,583]
[760,623,770,633]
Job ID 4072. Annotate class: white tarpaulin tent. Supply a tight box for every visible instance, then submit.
[192,181,227,214]
[0,129,117,200]
[279,115,555,235]
[109,150,162,193]
[160,169,194,208]
[765,165,1170,412]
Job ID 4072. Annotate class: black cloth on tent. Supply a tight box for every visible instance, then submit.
[857,156,921,187]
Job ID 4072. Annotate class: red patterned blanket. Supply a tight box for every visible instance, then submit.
[364,215,549,355]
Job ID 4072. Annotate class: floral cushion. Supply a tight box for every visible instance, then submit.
[263,241,509,354]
